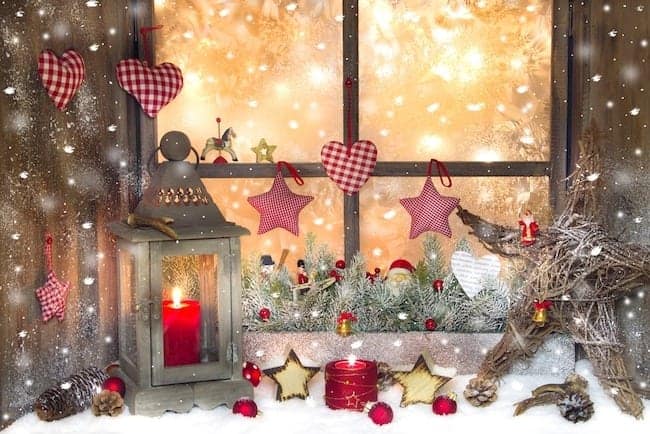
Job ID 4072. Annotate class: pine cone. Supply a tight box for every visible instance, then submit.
[557,392,594,423]
[464,377,498,407]
[34,367,109,421]
[92,390,124,417]
[376,362,395,391]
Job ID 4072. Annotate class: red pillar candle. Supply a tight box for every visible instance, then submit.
[162,291,201,367]
[325,357,378,411]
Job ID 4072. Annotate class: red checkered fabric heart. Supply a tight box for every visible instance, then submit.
[37,49,85,111]
[320,140,377,195]
[247,162,313,236]
[35,235,71,322]
[116,59,183,118]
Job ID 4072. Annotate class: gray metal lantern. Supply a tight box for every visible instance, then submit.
[109,131,252,416]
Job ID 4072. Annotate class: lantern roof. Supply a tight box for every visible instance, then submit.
[110,131,249,242]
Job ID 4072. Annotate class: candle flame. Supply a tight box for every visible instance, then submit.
[171,287,182,308]
[346,354,357,366]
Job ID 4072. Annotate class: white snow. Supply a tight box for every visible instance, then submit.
[5,360,649,434]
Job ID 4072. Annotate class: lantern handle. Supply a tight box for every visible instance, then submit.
[148,146,201,170]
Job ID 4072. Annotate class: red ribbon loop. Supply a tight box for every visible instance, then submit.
[277,161,304,186]
[427,158,453,188]
[139,25,163,64]
[44,233,53,271]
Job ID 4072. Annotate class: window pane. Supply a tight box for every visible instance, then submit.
[155,1,343,162]
[360,177,551,269]
[203,178,344,267]
[359,0,552,161]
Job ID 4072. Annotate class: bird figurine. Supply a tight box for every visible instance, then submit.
[200,117,239,164]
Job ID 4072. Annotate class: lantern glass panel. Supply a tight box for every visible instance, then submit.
[118,244,138,366]
[161,254,220,367]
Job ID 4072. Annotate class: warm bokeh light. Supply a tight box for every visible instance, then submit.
[155,0,552,269]
[359,0,552,161]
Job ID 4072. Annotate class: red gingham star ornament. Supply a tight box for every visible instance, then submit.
[115,26,183,118]
[400,159,460,239]
[35,234,71,322]
[248,161,313,236]
[37,49,85,111]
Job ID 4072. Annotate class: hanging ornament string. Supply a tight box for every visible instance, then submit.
[344,77,354,156]
[44,233,54,271]
[277,161,305,186]
[427,158,453,187]
[139,25,163,65]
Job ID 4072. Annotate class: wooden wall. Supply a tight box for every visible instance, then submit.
[0,0,134,427]
[571,0,649,394]
[0,0,647,428]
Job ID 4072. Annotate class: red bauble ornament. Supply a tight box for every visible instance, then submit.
[242,362,262,387]
[102,376,126,398]
[232,398,258,418]
[425,318,437,331]
[433,279,444,292]
[366,402,393,425]
[432,394,457,415]
[335,259,346,269]
[258,307,271,322]
[329,269,343,282]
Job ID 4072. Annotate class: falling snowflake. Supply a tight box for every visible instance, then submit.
[629,107,640,116]
[107,124,117,132]
[89,43,100,51]
[3,87,16,95]
[85,0,100,6]
[608,29,618,37]
[591,74,602,82]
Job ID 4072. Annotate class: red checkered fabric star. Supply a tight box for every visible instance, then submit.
[116,59,183,118]
[400,159,460,239]
[248,162,313,236]
[35,234,70,322]
[37,49,86,111]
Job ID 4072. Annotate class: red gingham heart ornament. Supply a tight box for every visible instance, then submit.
[116,59,183,118]
[320,140,377,195]
[37,49,85,111]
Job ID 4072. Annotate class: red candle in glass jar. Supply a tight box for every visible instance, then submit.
[325,356,377,411]
[162,288,201,367]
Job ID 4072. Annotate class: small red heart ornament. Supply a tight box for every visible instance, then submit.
[116,59,183,118]
[37,49,86,111]
[320,140,377,195]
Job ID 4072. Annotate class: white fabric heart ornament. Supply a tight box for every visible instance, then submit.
[450,251,501,298]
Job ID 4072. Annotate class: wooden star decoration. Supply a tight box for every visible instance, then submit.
[251,138,276,163]
[391,354,451,407]
[263,349,320,401]
[459,123,650,419]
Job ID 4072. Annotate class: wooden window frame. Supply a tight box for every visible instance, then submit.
[132,0,572,263]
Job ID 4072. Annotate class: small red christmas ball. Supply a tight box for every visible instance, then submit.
[242,362,262,387]
[335,259,346,269]
[433,279,444,292]
[258,307,271,322]
[102,376,126,398]
[374,267,381,274]
[432,394,457,415]
[232,398,258,418]
[367,402,393,425]
[329,269,343,282]
[425,318,437,331]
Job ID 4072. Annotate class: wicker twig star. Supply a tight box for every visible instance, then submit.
[459,124,649,418]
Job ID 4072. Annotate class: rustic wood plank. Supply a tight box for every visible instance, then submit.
[549,0,571,216]
[197,161,550,178]
[342,0,360,262]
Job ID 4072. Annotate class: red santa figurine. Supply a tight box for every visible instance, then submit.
[518,210,539,247]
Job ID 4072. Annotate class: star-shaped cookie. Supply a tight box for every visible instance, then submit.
[391,354,452,407]
[263,349,320,401]
[251,138,276,163]
[400,177,460,238]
